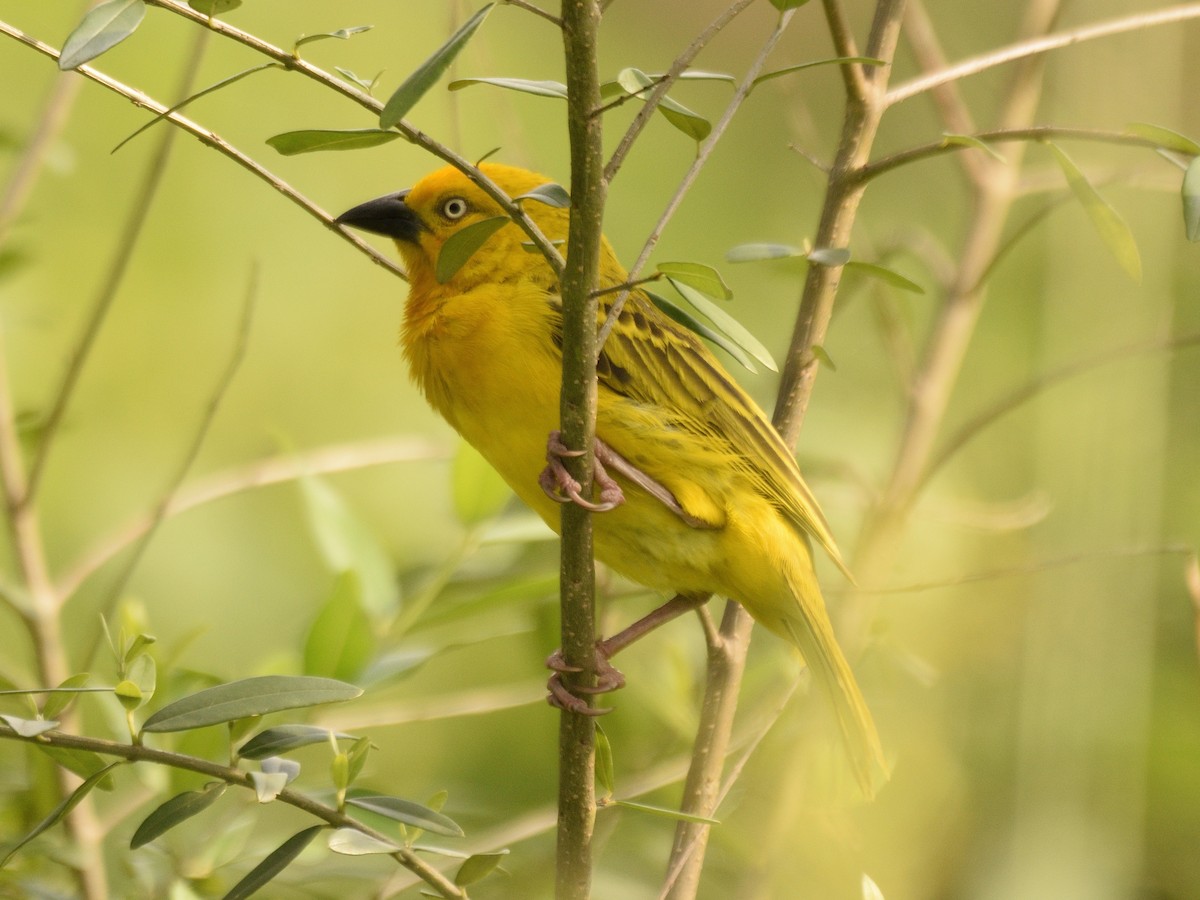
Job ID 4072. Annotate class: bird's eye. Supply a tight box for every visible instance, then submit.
[441,197,469,221]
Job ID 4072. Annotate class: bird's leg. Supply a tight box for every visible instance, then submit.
[546,593,711,716]
[539,431,712,529]
[539,430,624,512]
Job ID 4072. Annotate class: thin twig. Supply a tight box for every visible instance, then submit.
[596,9,797,357]
[604,0,757,182]
[886,2,1200,106]
[0,17,407,279]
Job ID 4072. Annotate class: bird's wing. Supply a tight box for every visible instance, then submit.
[590,291,853,580]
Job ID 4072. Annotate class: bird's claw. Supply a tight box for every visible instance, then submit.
[546,645,626,716]
[539,430,626,512]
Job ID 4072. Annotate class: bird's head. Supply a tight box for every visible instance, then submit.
[336,162,570,292]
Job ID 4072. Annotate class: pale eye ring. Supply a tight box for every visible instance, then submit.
[441,197,469,220]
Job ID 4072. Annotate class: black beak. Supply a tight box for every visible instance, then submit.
[335,190,426,242]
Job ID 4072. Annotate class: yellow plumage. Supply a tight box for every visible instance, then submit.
[338,163,886,795]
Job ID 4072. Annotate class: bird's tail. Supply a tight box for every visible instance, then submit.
[779,561,888,799]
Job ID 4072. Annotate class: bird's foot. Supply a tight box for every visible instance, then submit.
[546,645,626,716]
[538,430,625,512]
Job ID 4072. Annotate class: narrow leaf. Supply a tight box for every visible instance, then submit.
[646,290,759,374]
[1125,122,1200,155]
[113,63,278,153]
[239,725,352,759]
[770,0,813,9]
[726,242,805,263]
[130,783,227,849]
[336,67,379,93]
[810,344,837,372]
[1047,142,1141,281]
[0,714,58,737]
[940,133,1006,162]
[594,724,614,799]
[845,260,924,294]
[141,676,362,733]
[452,441,511,525]
[656,261,732,300]
[807,247,851,267]
[752,55,885,88]
[448,77,568,99]
[615,67,711,141]
[666,278,778,372]
[189,0,241,13]
[304,571,375,681]
[266,129,402,156]
[1183,155,1200,242]
[300,475,399,616]
[436,216,508,283]
[223,825,323,900]
[328,827,401,856]
[34,745,115,787]
[294,24,373,52]
[1,762,123,866]
[380,3,494,128]
[456,850,509,886]
[348,795,464,836]
[612,798,721,825]
[667,277,777,372]
[59,0,146,70]
[42,674,91,720]
[516,182,571,208]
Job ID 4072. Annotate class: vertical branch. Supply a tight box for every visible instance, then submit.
[556,1,606,898]
[665,2,909,897]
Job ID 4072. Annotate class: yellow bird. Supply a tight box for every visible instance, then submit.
[338,163,886,795]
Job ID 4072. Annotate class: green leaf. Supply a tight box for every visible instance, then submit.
[347,795,465,837]
[455,850,510,886]
[770,0,813,9]
[300,475,399,616]
[665,278,778,373]
[141,676,362,733]
[328,827,401,855]
[1047,142,1142,281]
[646,290,760,374]
[1183,155,1200,242]
[34,745,115,787]
[126,654,157,709]
[1,762,123,867]
[304,572,375,681]
[335,67,380,93]
[594,724,614,799]
[448,77,568,99]
[940,133,1006,162]
[807,247,851,267]
[452,441,511,525]
[223,825,323,900]
[294,24,373,53]
[42,674,91,720]
[0,714,57,737]
[435,216,509,283]
[379,3,494,128]
[656,261,732,300]
[752,55,885,89]
[726,242,805,263]
[188,0,241,14]
[1125,122,1200,155]
[130,783,227,849]
[612,798,721,825]
[239,725,353,759]
[516,182,571,208]
[59,0,146,70]
[266,129,403,156]
[123,633,156,665]
[346,736,371,785]
[616,68,710,141]
[810,344,837,372]
[845,260,924,294]
[112,63,278,153]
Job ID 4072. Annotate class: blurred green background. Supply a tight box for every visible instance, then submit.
[1,1,1198,897]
